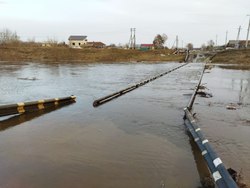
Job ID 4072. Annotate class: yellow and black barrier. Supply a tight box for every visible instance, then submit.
[0,101,75,132]
[0,95,76,117]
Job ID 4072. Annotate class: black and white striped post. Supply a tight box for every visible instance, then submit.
[93,63,188,107]
[0,95,76,117]
[184,64,238,188]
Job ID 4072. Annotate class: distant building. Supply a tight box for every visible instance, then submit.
[68,35,87,48]
[140,44,154,51]
[227,40,248,49]
[86,41,106,48]
[42,43,52,47]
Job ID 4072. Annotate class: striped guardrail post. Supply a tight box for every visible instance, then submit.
[0,95,76,117]
[93,63,188,107]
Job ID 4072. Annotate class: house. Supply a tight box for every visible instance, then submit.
[227,40,248,49]
[86,41,106,48]
[140,44,154,51]
[68,35,87,48]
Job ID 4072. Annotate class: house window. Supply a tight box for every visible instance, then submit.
[72,42,75,46]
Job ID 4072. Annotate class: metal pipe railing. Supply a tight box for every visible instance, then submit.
[0,95,76,117]
[183,64,238,188]
[186,64,206,111]
[93,63,188,107]
[184,109,238,188]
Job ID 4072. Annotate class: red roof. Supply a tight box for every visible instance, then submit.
[141,44,154,47]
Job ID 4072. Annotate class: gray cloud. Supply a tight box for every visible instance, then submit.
[1,0,250,47]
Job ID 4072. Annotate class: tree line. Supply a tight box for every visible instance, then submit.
[1,28,215,51]
[0,29,20,44]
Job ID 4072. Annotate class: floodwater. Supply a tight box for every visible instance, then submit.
[195,64,250,186]
[0,61,249,187]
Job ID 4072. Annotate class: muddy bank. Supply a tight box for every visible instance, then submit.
[212,49,250,64]
[0,46,185,63]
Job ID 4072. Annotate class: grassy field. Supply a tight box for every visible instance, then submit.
[0,46,185,63]
[212,49,250,64]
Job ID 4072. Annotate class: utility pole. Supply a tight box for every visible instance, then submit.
[216,34,218,46]
[245,15,250,48]
[225,31,228,46]
[235,26,241,49]
[128,28,136,49]
[129,28,133,49]
[176,35,179,49]
[133,28,136,49]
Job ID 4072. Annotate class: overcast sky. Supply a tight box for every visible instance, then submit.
[0,0,250,47]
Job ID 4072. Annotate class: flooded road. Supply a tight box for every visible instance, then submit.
[0,62,249,187]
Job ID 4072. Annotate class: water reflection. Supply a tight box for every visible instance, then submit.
[0,103,74,132]
[217,64,250,70]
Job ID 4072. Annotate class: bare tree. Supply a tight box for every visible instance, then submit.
[186,43,194,50]
[201,44,207,51]
[45,37,58,45]
[153,34,168,49]
[207,40,215,51]
[0,29,20,44]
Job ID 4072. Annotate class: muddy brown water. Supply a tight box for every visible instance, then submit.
[196,64,250,186]
[0,62,249,188]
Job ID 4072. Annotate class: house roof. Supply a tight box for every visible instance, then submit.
[87,42,105,46]
[227,40,247,47]
[68,35,87,41]
[141,44,154,47]
[228,40,246,44]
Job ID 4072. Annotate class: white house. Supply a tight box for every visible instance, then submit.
[68,35,87,48]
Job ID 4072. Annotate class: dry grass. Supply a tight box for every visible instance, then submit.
[212,49,250,64]
[0,46,185,63]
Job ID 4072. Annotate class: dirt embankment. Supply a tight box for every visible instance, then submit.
[0,46,185,63]
[212,49,250,64]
